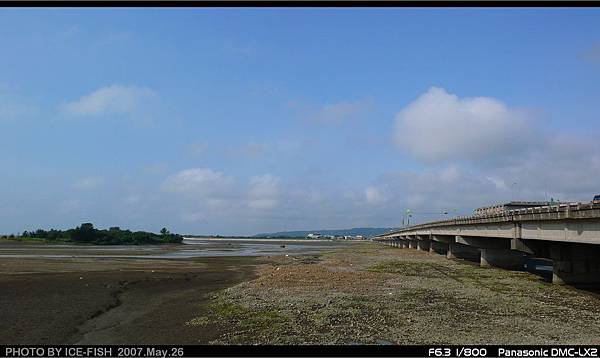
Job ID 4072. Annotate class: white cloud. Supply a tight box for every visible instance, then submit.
[494,134,600,201]
[365,167,504,221]
[62,85,157,118]
[394,87,533,163]
[162,168,234,198]
[247,174,280,210]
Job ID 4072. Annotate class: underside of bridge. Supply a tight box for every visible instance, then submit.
[376,208,600,286]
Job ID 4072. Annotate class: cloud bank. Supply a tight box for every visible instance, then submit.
[384,87,600,222]
[394,87,534,163]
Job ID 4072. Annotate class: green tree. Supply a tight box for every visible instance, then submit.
[72,223,96,243]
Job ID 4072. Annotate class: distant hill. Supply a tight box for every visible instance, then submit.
[254,227,396,238]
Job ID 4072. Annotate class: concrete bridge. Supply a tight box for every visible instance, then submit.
[373,202,600,285]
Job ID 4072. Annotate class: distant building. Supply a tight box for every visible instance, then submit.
[474,201,558,216]
[306,233,321,239]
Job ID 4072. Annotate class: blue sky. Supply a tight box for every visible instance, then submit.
[1,8,600,235]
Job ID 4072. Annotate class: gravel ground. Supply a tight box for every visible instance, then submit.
[187,242,600,345]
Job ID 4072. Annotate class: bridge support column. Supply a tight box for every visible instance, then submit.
[417,240,430,251]
[409,239,418,249]
[447,243,480,262]
[480,248,527,270]
[401,240,409,249]
[550,243,600,285]
[430,241,449,255]
[552,261,600,285]
[416,235,431,251]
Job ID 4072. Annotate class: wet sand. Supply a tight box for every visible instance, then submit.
[0,255,262,344]
[0,239,352,344]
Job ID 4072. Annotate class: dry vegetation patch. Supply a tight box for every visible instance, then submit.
[188,243,600,345]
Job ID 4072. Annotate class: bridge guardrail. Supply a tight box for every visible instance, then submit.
[378,202,600,238]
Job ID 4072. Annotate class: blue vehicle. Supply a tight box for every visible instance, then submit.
[593,195,600,204]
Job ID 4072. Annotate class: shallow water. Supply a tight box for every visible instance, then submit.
[0,239,354,259]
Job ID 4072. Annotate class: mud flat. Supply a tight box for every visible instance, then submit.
[3,241,600,345]
[188,243,600,345]
[0,255,264,344]
[0,239,350,344]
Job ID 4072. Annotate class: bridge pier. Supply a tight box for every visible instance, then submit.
[376,202,600,285]
[550,243,600,285]
[408,239,418,249]
[480,248,527,270]
[416,235,431,251]
[447,243,480,262]
[552,261,600,285]
[455,235,526,270]
[429,241,449,255]
[417,240,430,251]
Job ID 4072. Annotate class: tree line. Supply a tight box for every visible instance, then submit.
[4,223,182,245]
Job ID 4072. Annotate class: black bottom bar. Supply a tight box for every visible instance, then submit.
[1,345,600,358]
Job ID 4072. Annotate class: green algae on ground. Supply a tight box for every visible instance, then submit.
[186,299,290,343]
[368,260,451,278]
